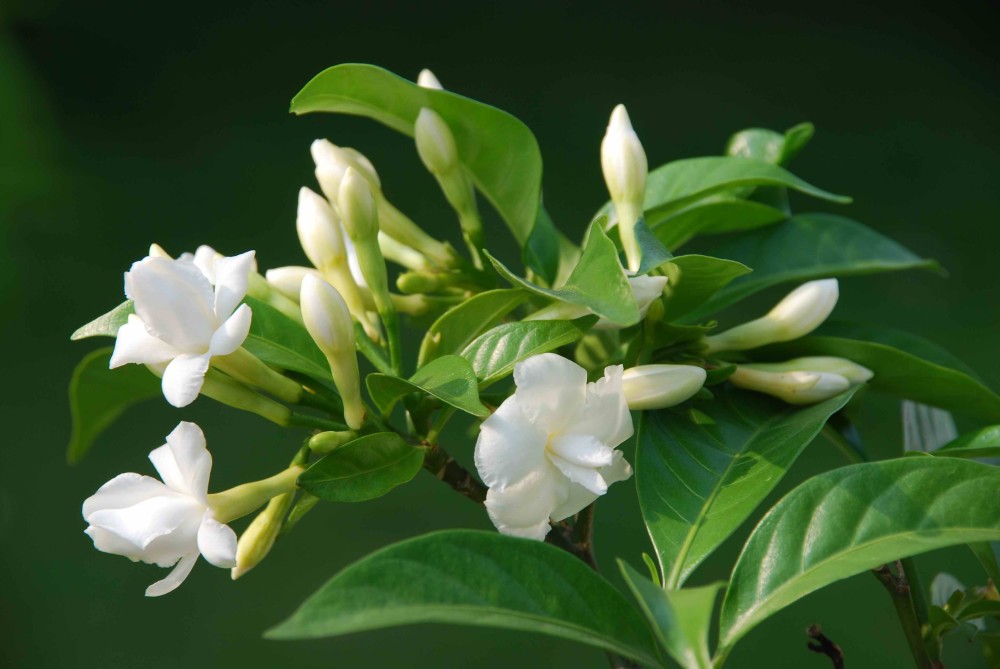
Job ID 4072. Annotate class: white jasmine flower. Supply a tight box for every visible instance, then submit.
[82,422,237,597]
[474,353,633,540]
[110,250,255,408]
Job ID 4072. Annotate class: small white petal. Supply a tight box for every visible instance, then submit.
[212,250,256,319]
[197,515,238,568]
[208,303,252,358]
[149,422,212,500]
[629,275,668,316]
[85,525,146,559]
[83,472,173,519]
[547,453,609,496]
[474,398,548,489]
[109,315,181,368]
[266,266,318,302]
[547,434,614,467]
[571,365,633,447]
[512,354,587,433]
[192,246,220,283]
[126,257,217,351]
[160,353,211,408]
[601,450,633,486]
[145,553,198,597]
[484,464,566,541]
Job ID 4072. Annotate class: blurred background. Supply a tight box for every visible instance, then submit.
[1,1,998,667]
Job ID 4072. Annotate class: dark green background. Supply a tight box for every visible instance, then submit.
[2,1,998,667]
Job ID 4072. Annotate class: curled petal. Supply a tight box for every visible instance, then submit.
[208,303,252,358]
[149,422,212,500]
[571,365,633,447]
[484,463,566,541]
[473,398,547,490]
[126,257,217,351]
[161,353,211,408]
[197,515,237,568]
[601,450,633,486]
[547,453,608,496]
[212,250,256,318]
[86,495,201,554]
[551,484,600,522]
[547,434,614,468]
[192,246,219,283]
[82,472,173,519]
[145,553,199,597]
[110,315,180,368]
[512,353,587,433]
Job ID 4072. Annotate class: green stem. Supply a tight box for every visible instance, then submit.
[379,306,404,377]
[872,563,940,669]
[354,323,394,375]
[426,406,458,444]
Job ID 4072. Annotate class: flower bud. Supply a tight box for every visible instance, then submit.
[300,274,364,429]
[417,68,443,90]
[311,139,380,203]
[622,364,707,410]
[265,266,319,303]
[415,108,460,175]
[308,430,358,454]
[338,167,379,241]
[743,356,873,385]
[702,279,839,353]
[296,186,346,271]
[232,490,295,580]
[729,367,851,405]
[601,105,647,272]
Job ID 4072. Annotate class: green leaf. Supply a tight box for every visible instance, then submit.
[684,213,940,321]
[638,385,858,588]
[486,221,638,326]
[462,317,597,387]
[970,542,1000,588]
[71,301,134,340]
[726,123,814,166]
[242,296,334,385]
[67,348,161,463]
[660,255,752,322]
[290,64,542,257]
[366,355,488,417]
[718,457,1000,652]
[936,426,1000,460]
[298,432,424,503]
[418,289,527,366]
[268,530,663,668]
[634,218,674,274]
[620,561,721,669]
[755,321,1000,422]
[525,204,561,285]
[653,199,787,251]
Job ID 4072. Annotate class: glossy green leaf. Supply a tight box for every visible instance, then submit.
[685,214,939,321]
[936,426,1000,459]
[418,289,527,366]
[268,530,664,668]
[486,221,638,326]
[660,255,752,322]
[719,457,1000,651]
[653,199,787,251]
[290,64,541,253]
[755,321,1000,422]
[298,432,424,503]
[67,348,161,463]
[638,385,858,588]
[462,317,597,387]
[367,355,488,417]
[620,561,722,669]
[71,300,134,340]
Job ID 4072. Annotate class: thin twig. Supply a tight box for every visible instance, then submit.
[806,624,844,668]
[421,442,486,504]
[871,562,943,669]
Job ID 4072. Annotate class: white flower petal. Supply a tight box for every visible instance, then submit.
[192,246,219,283]
[547,434,614,467]
[145,553,198,597]
[550,484,601,522]
[160,353,211,408]
[126,257,217,350]
[547,453,609,496]
[82,472,174,519]
[474,398,547,489]
[630,275,668,316]
[86,495,202,553]
[149,422,212,500]
[512,353,587,432]
[197,515,237,568]
[484,464,566,541]
[85,525,148,559]
[109,315,181,368]
[343,234,369,289]
[208,303,252,357]
[601,450,633,485]
[212,250,256,319]
[571,365,633,447]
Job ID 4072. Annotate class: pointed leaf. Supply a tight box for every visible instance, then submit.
[298,432,424,503]
[418,289,527,366]
[71,301,134,340]
[267,530,664,668]
[653,199,787,251]
[719,457,1000,651]
[660,255,752,322]
[367,355,488,417]
[638,386,859,588]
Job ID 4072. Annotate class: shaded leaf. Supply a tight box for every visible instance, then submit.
[418,289,527,366]
[653,199,787,251]
[660,255,752,322]
[367,355,488,417]
[298,432,424,503]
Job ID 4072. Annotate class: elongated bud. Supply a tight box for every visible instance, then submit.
[207,465,303,525]
[232,490,295,580]
[623,365,707,410]
[416,108,460,175]
[296,186,345,271]
[265,266,319,303]
[601,104,647,272]
[311,139,380,203]
[702,279,839,353]
[308,430,358,454]
[742,356,873,385]
[729,367,850,405]
[300,275,365,429]
[339,167,379,241]
[417,68,443,90]
[211,347,303,404]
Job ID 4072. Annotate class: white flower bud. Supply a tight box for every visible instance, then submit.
[703,279,839,353]
[338,167,379,241]
[299,274,364,429]
[415,108,459,175]
[265,266,320,303]
[622,364,707,410]
[743,356,873,385]
[296,186,346,271]
[310,139,380,203]
[729,367,851,405]
[601,105,647,272]
[417,68,443,90]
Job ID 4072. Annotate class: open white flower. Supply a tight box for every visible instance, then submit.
[110,250,256,407]
[82,422,237,597]
[474,353,633,540]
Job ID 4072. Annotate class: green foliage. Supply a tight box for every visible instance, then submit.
[653,199,787,251]
[660,255,752,322]
[67,347,161,463]
[719,457,1000,652]
[418,288,527,366]
[70,300,134,340]
[298,433,424,503]
[638,386,858,588]
[366,355,489,417]
[267,530,664,668]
